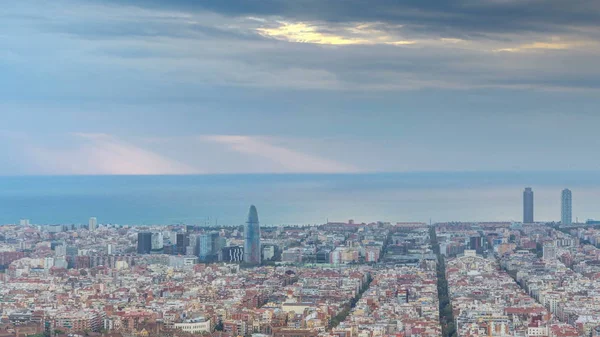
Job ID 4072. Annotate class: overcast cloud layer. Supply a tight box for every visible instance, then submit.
[1,0,599,174]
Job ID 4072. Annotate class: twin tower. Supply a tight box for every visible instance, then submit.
[244,205,261,265]
[523,188,572,224]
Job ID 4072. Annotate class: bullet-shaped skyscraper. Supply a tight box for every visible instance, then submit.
[244,205,261,265]
[523,187,534,223]
[561,188,572,225]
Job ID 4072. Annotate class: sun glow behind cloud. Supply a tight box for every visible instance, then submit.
[493,39,594,52]
[256,21,416,46]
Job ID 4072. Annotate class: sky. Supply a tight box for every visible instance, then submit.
[1,0,600,175]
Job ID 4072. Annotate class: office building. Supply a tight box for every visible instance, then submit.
[469,236,482,253]
[137,232,152,254]
[55,244,67,257]
[561,188,572,225]
[89,217,97,231]
[197,231,223,262]
[244,205,261,265]
[523,187,534,223]
[197,234,212,261]
[176,233,189,255]
[262,245,276,261]
[151,232,164,253]
[220,246,244,263]
[316,249,331,264]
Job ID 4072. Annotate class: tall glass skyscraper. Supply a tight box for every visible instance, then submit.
[244,205,261,265]
[137,232,152,254]
[197,231,222,262]
[561,188,572,225]
[523,187,534,223]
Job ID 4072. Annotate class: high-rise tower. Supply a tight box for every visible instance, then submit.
[244,205,261,265]
[89,217,97,231]
[197,231,221,262]
[523,187,534,223]
[561,188,572,225]
[151,232,164,253]
[176,233,189,255]
[137,232,152,254]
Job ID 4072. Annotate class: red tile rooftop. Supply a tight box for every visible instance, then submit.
[504,307,546,315]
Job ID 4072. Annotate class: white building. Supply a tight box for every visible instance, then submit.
[151,232,164,251]
[174,317,211,334]
[262,245,275,261]
[89,217,98,231]
[44,257,55,269]
[55,244,66,257]
[543,243,557,261]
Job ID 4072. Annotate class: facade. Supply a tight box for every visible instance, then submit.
[523,187,534,223]
[47,310,104,333]
[469,236,483,253]
[176,233,189,255]
[561,188,572,225]
[316,249,331,264]
[262,245,276,261]
[174,317,211,334]
[151,232,164,252]
[221,246,244,262]
[543,243,557,261]
[244,205,261,265]
[197,231,221,262]
[364,246,381,262]
[89,217,97,231]
[281,248,303,263]
[137,232,152,254]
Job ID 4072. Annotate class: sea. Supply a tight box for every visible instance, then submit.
[1,172,599,226]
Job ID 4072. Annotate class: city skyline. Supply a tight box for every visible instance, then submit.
[14,185,585,226]
[6,183,594,226]
[4,206,600,336]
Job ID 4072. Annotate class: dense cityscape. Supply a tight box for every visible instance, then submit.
[3,0,598,335]
[2,187,600,337]
[0,188,600,337]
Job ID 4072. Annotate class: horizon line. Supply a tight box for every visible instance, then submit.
[3,169,600,178]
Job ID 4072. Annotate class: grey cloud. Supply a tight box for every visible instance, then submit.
[3,0,600,107]
[99,0,600,38]
[44,19,264,41]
